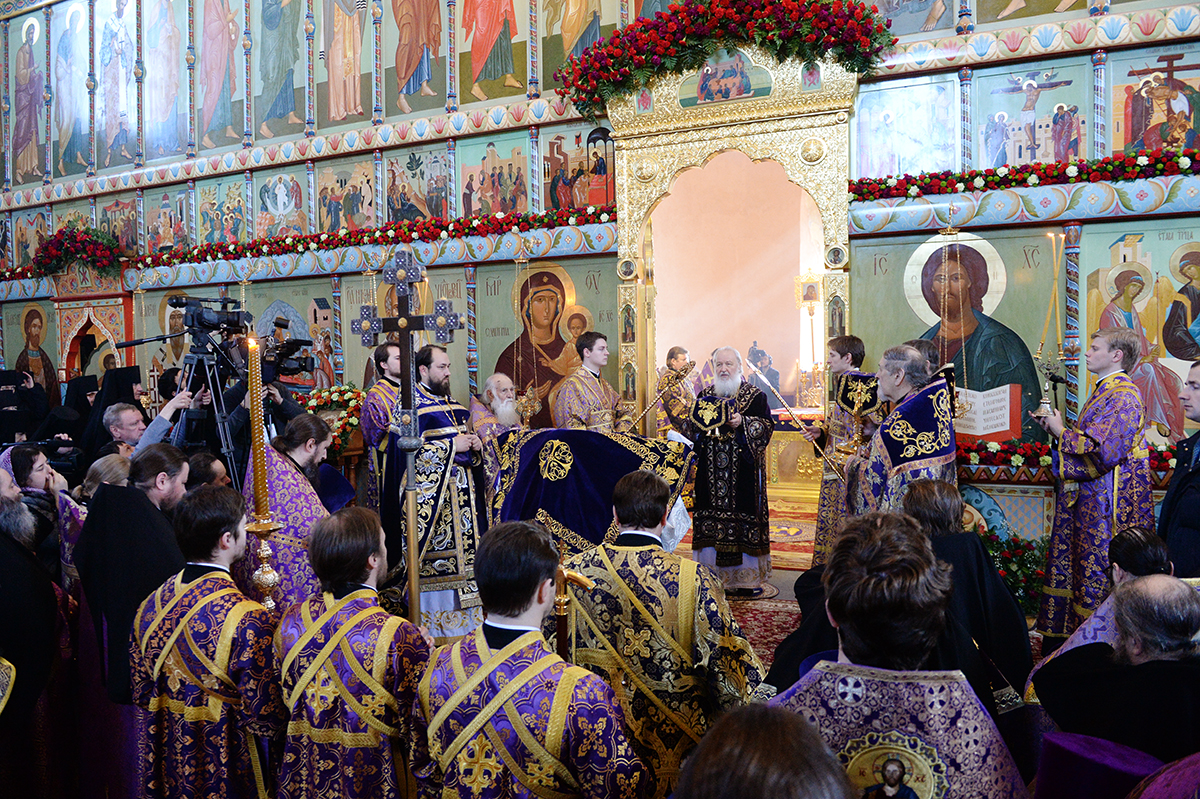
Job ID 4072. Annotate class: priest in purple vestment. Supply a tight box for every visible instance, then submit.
[233,413,332,610]
[130,486,286,799]
[412,520,648,799]
[770,512,1028,798]
[277,507,431,799]
[469,372,522,509]
[361,342,404,512]
[1034,328,1153,646]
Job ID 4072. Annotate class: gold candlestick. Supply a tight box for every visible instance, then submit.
[245,336,283,609]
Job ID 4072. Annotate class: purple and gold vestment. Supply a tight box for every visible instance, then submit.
[812,377,864,566]
[233,446,328,609]
[469,395,520,514]
[362,376,403,511]
[1037,371,1153,641]
[551,367,632,433]
[849,377,957,515]
[557,540,770,797]
[413,627,648,799]
[276,589,431,799]
[130,569,286,799]
[772,660,1028,799]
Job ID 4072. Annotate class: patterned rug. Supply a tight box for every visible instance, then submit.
[729,599,801,671]
[676,516,816,571]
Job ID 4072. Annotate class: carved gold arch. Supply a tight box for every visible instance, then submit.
[605,47,855,426]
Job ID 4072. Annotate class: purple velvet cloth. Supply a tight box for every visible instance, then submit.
[1127,751,1200,799]
[1033,732,1163,799]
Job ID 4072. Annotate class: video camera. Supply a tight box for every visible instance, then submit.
[168,295,252,334]
[245,317,316,384]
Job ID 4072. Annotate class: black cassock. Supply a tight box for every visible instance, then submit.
[666,382,773,567]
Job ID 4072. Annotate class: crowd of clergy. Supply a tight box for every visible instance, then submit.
[2,324,1200,798]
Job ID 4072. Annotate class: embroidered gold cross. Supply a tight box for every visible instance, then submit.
[623,628,652,658]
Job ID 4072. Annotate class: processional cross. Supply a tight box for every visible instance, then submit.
[354,249,465,625]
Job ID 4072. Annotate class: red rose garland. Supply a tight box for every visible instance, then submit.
[6,224,122,282]
[305,386,366,457]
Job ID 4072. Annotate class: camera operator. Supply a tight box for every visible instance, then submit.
[223,377,305,480]
[0,371,50,433]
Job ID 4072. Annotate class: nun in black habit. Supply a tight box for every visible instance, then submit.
[81,367,150,458]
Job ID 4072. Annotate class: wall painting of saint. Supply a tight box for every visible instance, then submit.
[1081,221,1200,443]
[457,132,528,217]
[195,0,244,151]
[255,168,309,237]
[145,188,191,253]
[95,0,137,170]
[1109,43,1200,156]
[12,14,46,185]
[877,0,954,37]
[541,123,614,210]
[6,301,61,407]
[539,0,616,94]
[476,256,617,428]
[144,0,187,160]
[851,229,1062,442]
[385,144,451,223]
[316,0,372,130]
[197,176,248,243]
[98,196,139,257]
[677,49,772,108]
[852,73,957,179]
[317,159,374,233]
[384,0,447,117]
[253,0,306,140]
[974,56,1090,170]
[12,208,48,271]
[458,0,529,105]
[51,5,90,178]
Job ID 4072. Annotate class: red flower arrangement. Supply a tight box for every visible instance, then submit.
[304,386,366,457]
[849,148,1200,202]
[135,206,615,271]
[10,223,122,282]
[1149,443,1178,472]
[977,524,1047,616]
[956,439,1052,469]
[553,0,896,121]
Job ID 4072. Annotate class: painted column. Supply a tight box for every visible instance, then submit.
[528,125,540,212]
[956,0,974,34]
[136,189,145,252]
[185,0,196,157]
[3,20,11,191]
[372,0,383,124]
[331,274,344,382]
[374,149,384,226]
[304,0,316,135]
[242,0,253,147]
[1092,51,1107,160]
[958,67,973,168]
[528,0,538,99]
[43,7,53,183]
[185,180,196,242]
[446,0,457,112]
[1063,221,1082,421]
[447,137,458,217]
[306,160,317,231]
[465,264,477,394]
[244,171,255,239]
[134,0,145,166]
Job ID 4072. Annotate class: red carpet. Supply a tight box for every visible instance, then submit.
[677,519,816,571]
[729,599,801,671]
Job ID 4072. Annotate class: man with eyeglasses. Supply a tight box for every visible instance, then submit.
[1157,360,1200,577]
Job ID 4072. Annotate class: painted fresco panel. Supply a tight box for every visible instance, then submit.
[196,175,248,243]
[1109,41,1200,156]
[144,0,188,161]
[97,193,138,256]
[879,0,954,38]
[145,187,191,253]
[53,198,92,231]
[95,0,137,170]
[253,0,307,140]
[13,207,48,270]
[4,299,60,400]
[457,0,529,106]
[383,0,448,118]
[540,122,615,210]
[316,157,374,232]
[137,286,222,404]
[974,56,1091,169]
[385,143,451,223]
[476,256,617,428]
[975,0,1088,27]
[1080,220,1200,443]
[255,166,310,237]
[457,131,529,217]
[852,73,957,179]
[315,0,372,131]
[51,3,90,179]
[11,12,47,186]
[540,0,617,94]
[850,228,1064,441]
[243,277,335,391]
[195,0,246,152]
